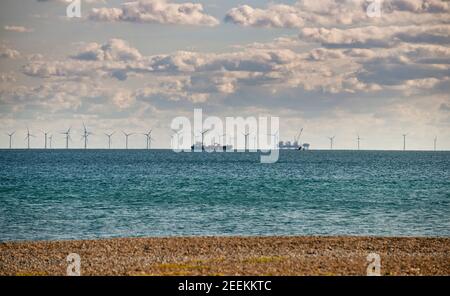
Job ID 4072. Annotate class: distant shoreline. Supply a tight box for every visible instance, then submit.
[1,236,449,276]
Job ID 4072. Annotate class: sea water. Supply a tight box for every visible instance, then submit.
[0,150,449,241]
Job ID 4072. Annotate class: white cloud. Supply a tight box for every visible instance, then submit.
[225,4,304,28]
[0,79,138,118]
[0,44,20,59]
[0,72,16,83]
[89,0,219,27]
[299,25,450,48]
[72,39,142,61]
[36,0,106,3]
[24,39,145,80]
[389,0,449,13]
[113,90,135,109]
[21,35,450,101]
[135,76,211,104]
[23,60,98,78]
[225,0,450,28]
[4,25,34,33]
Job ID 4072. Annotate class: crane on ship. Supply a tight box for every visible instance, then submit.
[295,128,303,150]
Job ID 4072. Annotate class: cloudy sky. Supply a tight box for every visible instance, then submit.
[0,0,449,150]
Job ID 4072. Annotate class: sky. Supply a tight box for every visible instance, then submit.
[0,0,449,150]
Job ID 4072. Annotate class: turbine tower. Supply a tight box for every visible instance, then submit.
[267,130,279,149]
[143,129,154,149]
[105,132,115,149]
[25,128,35,149]
[81,123,93,149]
[328,136,335,150]
[243,132,250,151]
[42,130,50,149]
[402,134,408,151]
[434,136,437,151]
[172,129,183,150]
[357,134,362,150]
[123,131,134,149]
[6,131,15,149]
[220,133,232,151]
[48,135,53,149]
[61,128,71,149]
[199,128,211,151]
[220,133,227,146]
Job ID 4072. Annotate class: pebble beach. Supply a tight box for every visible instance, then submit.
[1,236,449,276]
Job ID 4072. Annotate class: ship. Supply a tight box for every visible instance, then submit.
[278,141,310,150]
[191,142,233,152]
[278,128,310,150]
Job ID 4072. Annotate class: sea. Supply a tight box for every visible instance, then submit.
[0,149,449,241]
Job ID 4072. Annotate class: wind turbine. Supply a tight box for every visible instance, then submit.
[25,128,35,149]
[220,133,228,146]
[328,136,335,150]
[149,136,155,149]
[357,134,362,150]
[243,131,250,151]
[172,129,183,150]
[61,128,72,149]
[48,135,53,149]
[267,130,279,149]
[42,130,50,149]
[143,129,154,149]
[434,136,437,151]
[199,128,211,151]
[81,123,93,149]
[123,131,134,149]
[6,131,15,149]
[402,134,408,151]
[105,132,115,149]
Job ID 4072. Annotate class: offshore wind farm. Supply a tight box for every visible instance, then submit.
[1,124,445,151]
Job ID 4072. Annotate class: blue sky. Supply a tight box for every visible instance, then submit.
[0,0,449,150]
